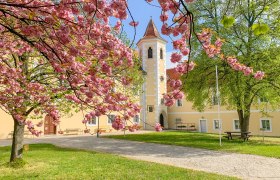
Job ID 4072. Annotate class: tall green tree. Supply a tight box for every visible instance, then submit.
[182,0,280,135]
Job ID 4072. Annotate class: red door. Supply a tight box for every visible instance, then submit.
[44,115,57,135]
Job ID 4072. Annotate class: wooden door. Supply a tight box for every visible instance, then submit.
[44,115,56,135]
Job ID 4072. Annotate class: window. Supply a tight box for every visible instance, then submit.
[259,97,268,103]
[261,119,271,131]
[147,105,154,112]
[160,48,163,59]
[212,95,218,105]
[88,116,97,126]
[133,115,140,123]
[148,47,153,58]
[177,99,182,107]
[175,118,182,124]
[233,120,240,130]
[160,98,164,105]
[160,75,164,81]
[213,120,221,130]
[107,114,115,124]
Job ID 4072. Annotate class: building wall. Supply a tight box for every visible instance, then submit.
[167,98,280,136]
[0,110,136,139]
[0,111,14,139]
[138,38,167,130]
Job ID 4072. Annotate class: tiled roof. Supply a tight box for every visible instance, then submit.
[143,19,161,38]
[137,19,167,45]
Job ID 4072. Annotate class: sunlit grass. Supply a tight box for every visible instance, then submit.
[0,144,237,180]
[106,131,280,158]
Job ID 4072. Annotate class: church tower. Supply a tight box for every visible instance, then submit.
[137,19,168,130]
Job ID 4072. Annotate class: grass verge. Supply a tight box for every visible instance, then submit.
[106,131,280,158]
[0,143,237,180]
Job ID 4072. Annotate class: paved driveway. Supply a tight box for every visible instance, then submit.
[1,135,280,180]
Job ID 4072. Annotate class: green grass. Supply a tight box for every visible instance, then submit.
[106,131,280,158]
[0,144,237,180]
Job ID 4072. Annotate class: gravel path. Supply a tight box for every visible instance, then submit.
[1,134,280,180]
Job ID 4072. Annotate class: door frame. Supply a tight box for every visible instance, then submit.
[159,114,164,128]
[44,115,57,135]
[199,119,208,133]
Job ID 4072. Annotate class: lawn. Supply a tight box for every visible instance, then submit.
[106,131,280,158]
[0,144,237,180]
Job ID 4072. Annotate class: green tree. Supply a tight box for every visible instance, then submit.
[182,0,280,136]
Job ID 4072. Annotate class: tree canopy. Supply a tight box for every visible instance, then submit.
[182,0,280,133]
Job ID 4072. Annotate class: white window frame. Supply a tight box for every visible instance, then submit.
[176,99,183,107]
[260,118,272,132]
[160,98,164,105]
[233,119,240,131]
[107,114,115,124]
[133,115,140,123]
[87,116,97,126]
[213,119,221,130]
[212,94,218,105]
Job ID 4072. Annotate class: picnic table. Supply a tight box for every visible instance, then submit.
[224,131,251,141]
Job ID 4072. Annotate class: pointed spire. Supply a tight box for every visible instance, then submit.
[143,19,161,38]
[136,18,167,45]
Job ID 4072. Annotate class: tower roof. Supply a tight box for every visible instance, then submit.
[137,19,167,45]
[143,19,161,38]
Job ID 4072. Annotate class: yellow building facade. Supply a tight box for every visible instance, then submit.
[137,19,280,137]
[0,19,279,139]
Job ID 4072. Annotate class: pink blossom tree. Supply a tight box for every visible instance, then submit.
[0,0,144,162]
[0,0,265,162]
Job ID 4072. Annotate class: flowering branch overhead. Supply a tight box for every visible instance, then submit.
[0,0,266,137]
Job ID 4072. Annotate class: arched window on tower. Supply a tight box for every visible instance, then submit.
[160,48,163,59]
[148,47,153,58]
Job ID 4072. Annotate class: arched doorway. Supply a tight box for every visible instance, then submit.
[44,115,57,135]
[159,114,164,127]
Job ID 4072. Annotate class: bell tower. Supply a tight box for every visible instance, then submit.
[137,19,168,130]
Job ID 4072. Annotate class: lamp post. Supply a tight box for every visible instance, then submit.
[216,65,222,146]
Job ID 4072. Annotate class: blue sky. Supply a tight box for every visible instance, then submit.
[111,1,177,68]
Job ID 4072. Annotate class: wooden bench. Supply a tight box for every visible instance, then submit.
[224,131,251,141]
[97,128,107,134]
[64,128,82,135]
[176,123,197,131]
[123,125,143,132]
[94,127,113,134]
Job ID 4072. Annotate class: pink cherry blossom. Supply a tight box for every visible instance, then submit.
[254,71,265,80]
[129,21,139,27]
[112,116,125,130]
[160,13,169,22]
[155,123,163,132]
[170,52,182,63]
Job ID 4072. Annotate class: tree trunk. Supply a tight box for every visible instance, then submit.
[238,109,250,139]
[10,118,25,162]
